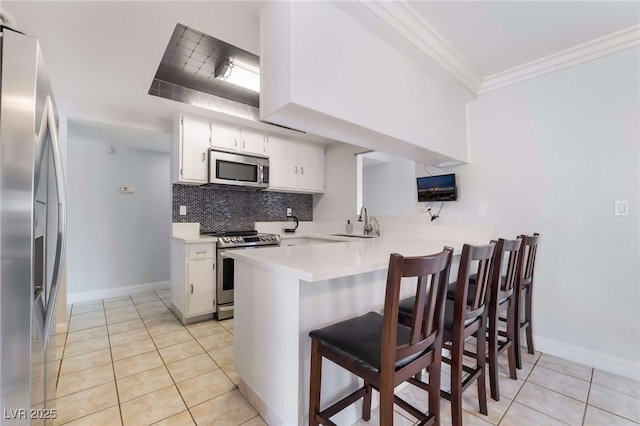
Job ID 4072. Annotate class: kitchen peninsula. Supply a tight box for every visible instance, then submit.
[228,233,487,425]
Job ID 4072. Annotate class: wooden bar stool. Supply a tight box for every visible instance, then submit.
[308,248,453,426]
[513,233,540,369]
[486,238,521,401]
[399,243,496,426]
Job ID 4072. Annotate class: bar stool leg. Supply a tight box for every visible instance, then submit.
[476,319,488,415]
[362,381,372,421]
[507,299,518,380]
[428,349,442,425]
[525,286,534,354]
[379,370,394,426]
[309,340,322,426]
[450,341,464,426]
[515,293,523,369]
[488,309,500,401]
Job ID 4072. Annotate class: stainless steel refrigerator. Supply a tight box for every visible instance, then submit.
[0,26,66,424]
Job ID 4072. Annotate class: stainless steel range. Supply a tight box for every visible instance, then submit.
[201,230,281,319]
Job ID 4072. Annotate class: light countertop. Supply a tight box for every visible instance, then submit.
[172,235,217,244]
[225,235,482,282]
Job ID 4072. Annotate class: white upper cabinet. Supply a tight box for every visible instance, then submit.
[211,121,266,156]
[267,136,324,193]
[172,113,321,191]
[211,121,239,152]
[173,114,211,185]
[268,136,298,190]
[241,128,267,156]
[297,142,325,192]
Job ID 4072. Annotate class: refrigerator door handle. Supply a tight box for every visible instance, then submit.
[38,95,66,348]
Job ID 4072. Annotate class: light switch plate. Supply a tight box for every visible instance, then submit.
[614,200,628,216]
[179,205,187,216]
[478,204,488,216]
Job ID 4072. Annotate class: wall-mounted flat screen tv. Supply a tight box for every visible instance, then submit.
[417,174,457,202]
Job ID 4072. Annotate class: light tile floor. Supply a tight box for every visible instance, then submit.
[54,291,640,425]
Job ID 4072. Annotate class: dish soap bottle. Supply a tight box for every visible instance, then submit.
[346,220,353,234]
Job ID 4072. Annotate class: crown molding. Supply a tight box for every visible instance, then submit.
[357,1,483,95]
[480,25,640,94]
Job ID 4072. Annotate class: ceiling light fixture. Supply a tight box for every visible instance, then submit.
[214,58,260,93]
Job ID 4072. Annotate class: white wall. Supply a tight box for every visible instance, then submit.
[431,47,640,376]
[317,47,640,378]
[362,155,416,216]
[67,139,171,301]
[313,143,362,221]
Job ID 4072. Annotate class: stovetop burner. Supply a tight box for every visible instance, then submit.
[206,229,281,248]
[201,230,258,237]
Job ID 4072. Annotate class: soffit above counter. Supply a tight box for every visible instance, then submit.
[259,1,472,167]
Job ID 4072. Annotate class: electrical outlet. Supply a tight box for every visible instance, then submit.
[286,208,292,217]
[120,186,136,194]
[179,205,187,216]
[614,200,628,216]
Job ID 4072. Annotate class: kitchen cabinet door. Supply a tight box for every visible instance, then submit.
[181,115,211,183]
[268,136,298,190]
[240,128,266,155]
[187,260,215,316]
[211,121,240,152]
[297,142,325,192]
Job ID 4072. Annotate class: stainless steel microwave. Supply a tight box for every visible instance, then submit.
[208,149,269,189]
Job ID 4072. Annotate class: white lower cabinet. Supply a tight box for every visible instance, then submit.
[171,241,216,324]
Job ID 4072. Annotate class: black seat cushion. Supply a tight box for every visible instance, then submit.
[399,297,477,331]
[446,281,476,305]
[447,276,511,305]
[309,312,420,373]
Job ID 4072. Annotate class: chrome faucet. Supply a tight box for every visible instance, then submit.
[358,206,380,236]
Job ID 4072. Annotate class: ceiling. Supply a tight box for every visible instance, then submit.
[409,1,640,76]
[4,1,638,142]
[68,119,171,153]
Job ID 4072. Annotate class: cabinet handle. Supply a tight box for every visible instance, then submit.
[234,138,238,147]
[213,264,215,270]
[196,251,207,254]
[201,153,205,162]
[294,166,298,174]
[300,167,304,175]
[190,284,194,294]
[242,140,246,149]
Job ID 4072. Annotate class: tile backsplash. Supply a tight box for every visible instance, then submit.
[172,184,313,233]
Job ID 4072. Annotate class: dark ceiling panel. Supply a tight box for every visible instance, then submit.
[150,23,260,108]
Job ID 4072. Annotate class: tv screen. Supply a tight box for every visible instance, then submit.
[417,174,457,202]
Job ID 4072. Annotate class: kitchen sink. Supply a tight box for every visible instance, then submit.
[330,234,378,239]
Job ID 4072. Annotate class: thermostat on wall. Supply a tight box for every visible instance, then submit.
[121,186,136,194]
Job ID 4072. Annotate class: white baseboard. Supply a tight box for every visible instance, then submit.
[67,281,171,304]
[534,334,640,381]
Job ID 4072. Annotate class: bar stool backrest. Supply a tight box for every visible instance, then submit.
[381,248,453,369]
[494,238,523,299]
[518,233,540,288]
[454,243,496,319]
